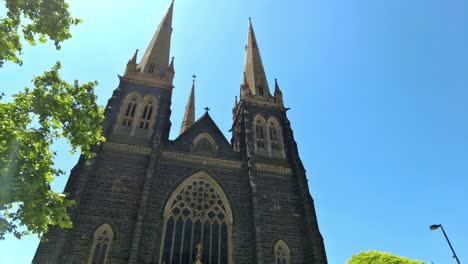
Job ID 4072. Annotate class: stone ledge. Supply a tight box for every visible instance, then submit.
[255,163,292,175]
[101,142,151,155]
[120,73,173,90]
[161,151,242,169]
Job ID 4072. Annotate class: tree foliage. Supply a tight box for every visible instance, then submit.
[0,62,104,239]
[347,250,426,264]
[0,0,81,66]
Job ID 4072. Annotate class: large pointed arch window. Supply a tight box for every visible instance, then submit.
[160,172,232,264]
[89,224,114,264]
[274,240,291,264]
[121,94,138,127]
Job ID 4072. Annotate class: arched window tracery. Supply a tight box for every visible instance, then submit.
[138,98,156,129]
[274,240,291,264]
[254,116,267,153]
[267,117,283,157]
[160,172,232,264]
[89,224,114,264]
[121,95,138,127]
[269,124,280,151]
[192,133,217,156]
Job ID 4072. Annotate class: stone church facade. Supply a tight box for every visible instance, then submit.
[33,2,327,263]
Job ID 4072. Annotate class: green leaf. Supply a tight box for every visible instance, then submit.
[0,62,104,239]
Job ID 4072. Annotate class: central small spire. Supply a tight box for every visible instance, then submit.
[138,1,174,75]
[242,18,271,97]
[180,76,196,135]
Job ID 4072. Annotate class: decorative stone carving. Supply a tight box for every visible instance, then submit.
[161,151,242,169]
[101,142,151,155]
[255,163,292,175]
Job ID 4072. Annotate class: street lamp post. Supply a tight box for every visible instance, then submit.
[429,224,461,264]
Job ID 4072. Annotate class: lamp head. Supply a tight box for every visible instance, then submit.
[430,224,441,230]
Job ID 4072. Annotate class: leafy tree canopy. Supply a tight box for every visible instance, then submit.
[347,250,426,264]
[0,62,104,239]
[0,0,81,66]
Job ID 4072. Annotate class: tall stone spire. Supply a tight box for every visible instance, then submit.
[138,1,174,75]
[242,18,271,97]
[180,78,196,135]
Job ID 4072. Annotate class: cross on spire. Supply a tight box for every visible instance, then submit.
[204,107,210,112]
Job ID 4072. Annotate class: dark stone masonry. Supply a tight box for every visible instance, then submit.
[33,2,327,263]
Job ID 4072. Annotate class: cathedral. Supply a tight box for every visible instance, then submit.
[33,2,327,263]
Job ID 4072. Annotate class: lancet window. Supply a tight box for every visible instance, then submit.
[160,172,232,264]
[269,125,280,151]
[139,99,155,129]
[267,118,283,155]
[121,95,138,127]
[255,117,266,151]
[274,240,291,264]
[89,224,113,264]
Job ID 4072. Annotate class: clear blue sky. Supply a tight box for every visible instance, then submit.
[1,0,467,263]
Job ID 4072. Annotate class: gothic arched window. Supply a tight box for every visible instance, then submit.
[254,115,267,153]
[267,117,283,157]
[192,133,217,156]
[269,124,280,151]
[160,172,232,264]
[121,95,138,127]
[274,240,291,264]
[89,224,114,264]
[139,98,156,129]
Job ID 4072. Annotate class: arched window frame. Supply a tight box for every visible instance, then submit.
[88,224,114,264]
[120,93,140,128]
[192,133,218,156]
[266,117,284,158]
[253,115,267,155]
[117,93,158,135]
[273,240,291,264]
[159,171,233,264]
[137,96,158,130]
